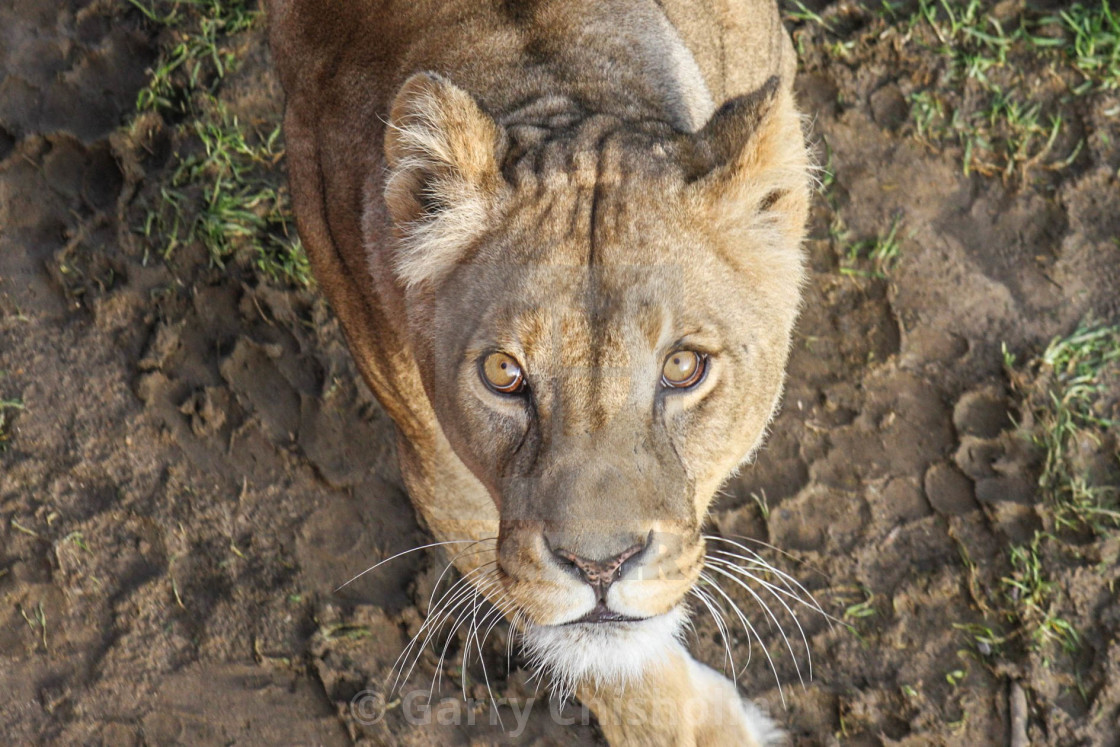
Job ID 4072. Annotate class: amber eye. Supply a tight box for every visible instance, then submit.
[480,352,527,394]
[661,351,707,389]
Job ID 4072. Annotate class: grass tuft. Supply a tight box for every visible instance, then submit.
[129,0,260,115]
[783,0,1111,180]
[1009,319,1120,533]
[906,0,1113,177]
[129,0,311,287]
[836,215,904,279]
[1001,533,1080,653]
[1040,1,1120,92]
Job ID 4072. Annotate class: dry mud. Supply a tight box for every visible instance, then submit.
[1,1,1118,745]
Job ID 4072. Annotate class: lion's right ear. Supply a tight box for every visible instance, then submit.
[384,73,506,287]
[679,77,810,252]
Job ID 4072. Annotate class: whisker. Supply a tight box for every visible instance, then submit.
[430,581,489,700]
[681,610,698,642]
[465,587,507,729]
[392,562,498,696]
[423,540,501,618]
[705,562,805,692]
[463,581,506,677]
[708,550,839,633]
[704,536,833,626]
[705,537,814,594]
[442,574,512,705]
[401,539,502,695]
[462,586,482,700]
[524,662,545,696]
[395,563,490,674]
[690,584,752,666]
[708,554,838,647]
[691,584,739,682]
[701,570,783,698]
[336,537,497,591]
[710,552,819,611]
[366,549,540,728]
[706,534,831,591]
[709,531,816,566]
[432,571,502,700]
[506,609,524,676]
[480,591,515,660]
[393,581,480,697]
[707,557,818,671]
[710,548,805,599]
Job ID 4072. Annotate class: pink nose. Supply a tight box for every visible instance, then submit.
[548,536,650,602]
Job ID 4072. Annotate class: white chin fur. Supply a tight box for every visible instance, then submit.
[521,606,687,697]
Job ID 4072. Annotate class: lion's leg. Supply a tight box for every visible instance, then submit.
[575,639,782,747]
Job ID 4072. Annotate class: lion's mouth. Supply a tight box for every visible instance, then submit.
[565,601,645,625]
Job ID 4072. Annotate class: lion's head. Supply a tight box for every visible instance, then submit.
[380,71,809,690]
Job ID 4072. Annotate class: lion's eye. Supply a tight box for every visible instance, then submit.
[480,352,527,394]
[661,351,707,389]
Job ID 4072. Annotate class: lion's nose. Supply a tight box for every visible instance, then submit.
[546,532,652,601]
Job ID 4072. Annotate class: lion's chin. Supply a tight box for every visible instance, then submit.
[521,605,688,697]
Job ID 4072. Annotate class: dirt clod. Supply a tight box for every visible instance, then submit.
[923,462,978,516]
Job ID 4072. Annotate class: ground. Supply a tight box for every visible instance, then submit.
[1,0,1119,745]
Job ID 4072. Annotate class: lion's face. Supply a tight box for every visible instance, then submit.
[382,73,808,685]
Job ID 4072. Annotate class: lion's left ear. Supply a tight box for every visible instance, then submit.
[680,76,809,243]
[384,72,507,287]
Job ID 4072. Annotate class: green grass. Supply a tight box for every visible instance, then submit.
[905,0,1114,177]
[983,320,1120,657]
[129,0,260,115]
[843,595,877,621]
[903,39,1072,178]
[1026,320,1120,532]
[19,602,48,651]
[909,90,944,140]
[322,624,374,641]
[129,0,311,287]
[784,0,1117,179]
[1001,533,1080,653]
[952,622,1008,657]
[910,0,1118,90]
[62,531,92,554]
[783,0,833,32]
[1036,1,1120,92]
[836,215,904,279]
[833,584,878,626]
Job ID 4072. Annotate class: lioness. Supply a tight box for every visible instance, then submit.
[267,0,810,743]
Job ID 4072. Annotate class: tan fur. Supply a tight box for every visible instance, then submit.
[267,1,809,743]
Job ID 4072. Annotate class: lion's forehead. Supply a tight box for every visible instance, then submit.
[504,115,681,190]
[497,121,701,259]
[500,294,675,433]
[516,307,646,366]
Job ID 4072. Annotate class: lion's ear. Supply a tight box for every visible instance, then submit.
[680,76,809,240]
[384,72,506,287]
